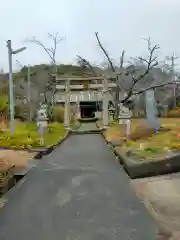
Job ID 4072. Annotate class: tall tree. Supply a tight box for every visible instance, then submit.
[26,32,65,106]
[26,32,64,66]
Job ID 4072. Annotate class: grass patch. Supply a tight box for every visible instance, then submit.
[0,121,66,149]
[106,118,180,160]
[70,119,81,130]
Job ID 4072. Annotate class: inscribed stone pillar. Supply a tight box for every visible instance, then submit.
[145,89,160,129]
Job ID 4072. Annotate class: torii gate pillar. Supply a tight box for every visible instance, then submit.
[102,76,109,128]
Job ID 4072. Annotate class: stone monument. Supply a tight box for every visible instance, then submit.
[145,89,160,131]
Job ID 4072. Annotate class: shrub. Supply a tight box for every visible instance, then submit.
[14,104,28,121]
[129,126,155,141]
[52,106,64,122]
[167,108,180,117]
[0,94,9,122]
[129,125,169,141]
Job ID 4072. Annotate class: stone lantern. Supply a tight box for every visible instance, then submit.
[36,105,49,145]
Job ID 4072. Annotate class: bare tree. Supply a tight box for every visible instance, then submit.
[26,32,65,106]
[94,32,180,116]
[26,32,64,66]
[94,33,161,102]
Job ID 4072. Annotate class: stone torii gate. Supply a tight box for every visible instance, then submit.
[63,76,112,129]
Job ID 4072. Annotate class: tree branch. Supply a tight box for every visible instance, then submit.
[95,32,116,72]
[121,81,180,103]
[135,81,180,95]
[77,55,97,76]
[27,37,54,62]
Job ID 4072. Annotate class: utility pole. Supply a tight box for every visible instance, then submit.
[171,54,178,109]
[166,53,179,109]
[6,40,26,134]
[27,65,32,121]
[7,40,14,134]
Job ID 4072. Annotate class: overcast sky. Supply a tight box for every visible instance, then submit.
[0,0,180,71]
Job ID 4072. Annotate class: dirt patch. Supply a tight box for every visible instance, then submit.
[132,173,180,237]
[0,150,36,168]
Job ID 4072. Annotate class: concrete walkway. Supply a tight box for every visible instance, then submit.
[132,173,180,238]
[0,134,158,239]
[77,122,98,132]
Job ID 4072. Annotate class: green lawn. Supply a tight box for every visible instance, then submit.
[0,121,67,149]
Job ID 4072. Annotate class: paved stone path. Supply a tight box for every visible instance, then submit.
[0,134,158,239]
[77,122,98,132]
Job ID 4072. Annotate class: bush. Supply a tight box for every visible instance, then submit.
[129,126,169,141]
[167,108,180,117]
[52,106,64,122]
[0,94,9,122]
[129,126,155,141]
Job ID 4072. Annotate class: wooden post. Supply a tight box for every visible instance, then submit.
[102,76,109,127]
[64,79,70,129]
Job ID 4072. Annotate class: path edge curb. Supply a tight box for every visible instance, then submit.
[100,132,180,179]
